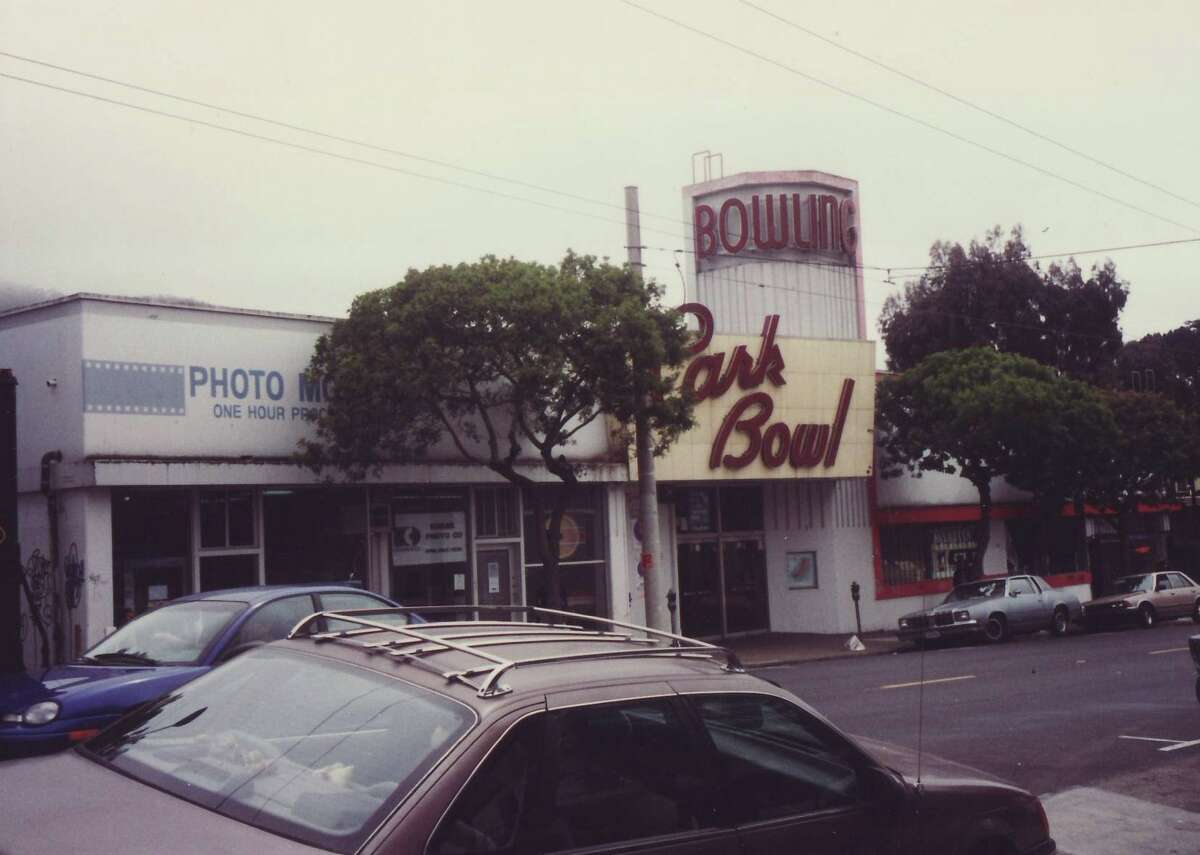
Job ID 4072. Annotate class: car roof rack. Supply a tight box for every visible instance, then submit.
[288,605,746,698]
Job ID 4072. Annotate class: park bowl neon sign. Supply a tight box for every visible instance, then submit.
[679,303,855,472]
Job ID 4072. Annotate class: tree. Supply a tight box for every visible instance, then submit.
[880,226,1128,385]
[1119,321,1200,414]
[301,253,695,610]
[1086,391,1200,588]
[877,348,1107,580]
[1000,373,1118,575]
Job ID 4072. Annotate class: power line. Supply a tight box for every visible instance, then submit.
[617,0,1200,236]
[6,53,1197,280]
[737,0,1200,213]
[885,236,1200,273]
[0,70,699,245]
[0,49,691,231]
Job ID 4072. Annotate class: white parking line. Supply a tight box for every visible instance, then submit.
[1147,647,1189,655]
[1118,734,1200,752]
[880,675,975,690]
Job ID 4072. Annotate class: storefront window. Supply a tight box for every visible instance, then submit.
[475,488,518,538]
[523,486,607,616]
[880,523,977,586]
[200,490,256,548]
[719,486,764,532]
[389,491,470,608]
[199,554,259,592]
[112,490,191,625]
[263,488,367,586]
[674,487,717,534]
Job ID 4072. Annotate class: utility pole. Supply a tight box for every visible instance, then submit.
[0,370,22,672]
[625,186,670,632]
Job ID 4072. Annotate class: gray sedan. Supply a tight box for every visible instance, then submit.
[898,574,1083,645]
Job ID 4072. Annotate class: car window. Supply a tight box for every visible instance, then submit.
[1167,572,1194,589]
[1009,578,1036,596]
[547,699,718,848]
[320,592,402,633]
[231,595,318,648]
[1114,575,1152,594]
[945,580,1004,602]
[87,600,246,665]
[86,647,474,854]
[430,698,716,855]
[690,693,860,824]
[428,715,547,855]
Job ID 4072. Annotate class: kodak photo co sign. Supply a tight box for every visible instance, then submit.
[650,304,875,483]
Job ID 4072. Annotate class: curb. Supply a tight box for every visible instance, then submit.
[739,640,908,669]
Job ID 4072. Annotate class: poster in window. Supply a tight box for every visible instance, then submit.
[787,551,818,589]
[391,510,467,566]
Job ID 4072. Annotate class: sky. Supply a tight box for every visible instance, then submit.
[2,0,1198,350]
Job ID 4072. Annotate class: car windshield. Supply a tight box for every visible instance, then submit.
[84,600,246,666]
[84,647,475,853]
[943,580,1006,603]
[1113,575,1153,594]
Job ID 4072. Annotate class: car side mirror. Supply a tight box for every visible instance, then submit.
[860,765,908,806]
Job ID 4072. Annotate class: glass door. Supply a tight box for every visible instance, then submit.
[678,541,722,637]
[722,539,769,634]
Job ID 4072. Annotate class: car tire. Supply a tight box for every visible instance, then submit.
[1192,599,1200,624]
[1195,676,1200,704]
[970,837,1017,855]
[1138,603,1156,629]
[984,614,1008,644]
[1051,607,1069,637]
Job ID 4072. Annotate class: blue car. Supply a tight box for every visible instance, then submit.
[0,584,407,758]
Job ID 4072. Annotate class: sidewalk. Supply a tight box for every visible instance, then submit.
[721,630,908,668]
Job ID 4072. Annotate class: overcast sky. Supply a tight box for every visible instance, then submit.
[2,0,1197,347]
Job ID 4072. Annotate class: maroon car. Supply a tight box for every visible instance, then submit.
[0,607,1055,855]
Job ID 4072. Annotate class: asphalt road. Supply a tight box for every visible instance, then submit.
[756,619,1200,855]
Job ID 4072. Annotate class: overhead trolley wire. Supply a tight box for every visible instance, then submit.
[0,49,692,231]
[4,52,1198,280]
[617,0,1200,236]
[736,0,1200,213]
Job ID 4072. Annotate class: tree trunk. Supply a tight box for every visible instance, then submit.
[530,488,566,613]
[972,479,992,581]
[1115,505,1133,585]
[1072,495,1092,592]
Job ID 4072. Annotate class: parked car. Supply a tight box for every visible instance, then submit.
[1191,634,1200,703]
[1082,570,1200,630]
[898,574,1083,646]
[0,584,404,758]
[0,606,1056,855]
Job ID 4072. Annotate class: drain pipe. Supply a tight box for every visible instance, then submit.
[40,451,63,663]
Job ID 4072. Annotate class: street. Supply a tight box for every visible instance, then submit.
[757,619,1200,854]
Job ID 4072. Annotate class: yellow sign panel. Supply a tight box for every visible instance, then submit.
[651,325,876,483]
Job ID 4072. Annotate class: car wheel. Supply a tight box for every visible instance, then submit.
[1192,599,1200,624]
[1051,607,1069,637]
[984,614,1008,643]
[1195,676,1200,704]
[1138,603,1156,629]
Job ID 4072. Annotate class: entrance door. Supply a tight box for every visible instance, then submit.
[679,541,722,637]
[477,547,513,608]
[722,539,768,634]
